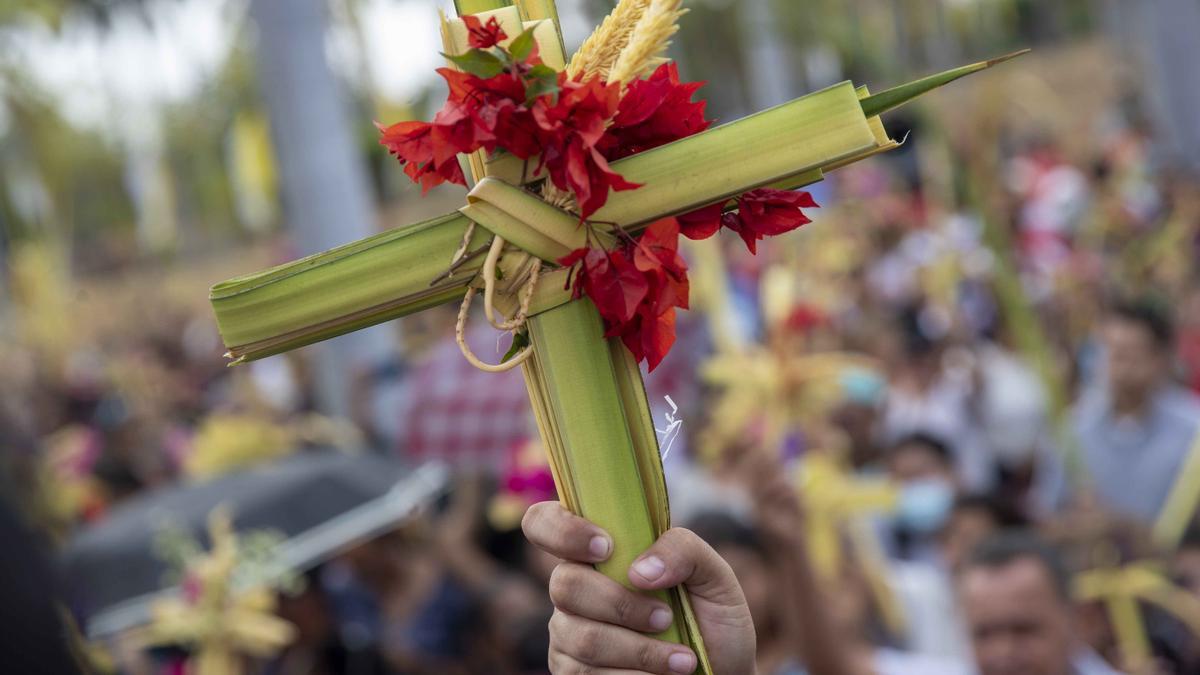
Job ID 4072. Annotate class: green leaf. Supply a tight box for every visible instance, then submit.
[525,64,560,104]
[508,24,539,62]
[502,331,531,363]
[442,49,506,79]
[859,49,1029,118]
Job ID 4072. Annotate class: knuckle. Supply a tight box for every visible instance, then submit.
[521,501,553,537]
[548,609,570,639]
[548,565,579,607]
[663,526,698,546]
[612,589,639,627]
[636,639,663,671]
[574,622,604,662]
[548,650,579,675]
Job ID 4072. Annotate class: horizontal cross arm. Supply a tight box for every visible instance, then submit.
[211,212,489,361]
[210,50,1028,361]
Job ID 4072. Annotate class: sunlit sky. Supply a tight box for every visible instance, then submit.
[1,0,594,136]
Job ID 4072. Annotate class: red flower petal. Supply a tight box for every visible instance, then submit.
[623,306,677,372]
[725,189,819,253]
[377,120,435,166]
[378,120,467,192]
[463,15,507,49]
[603,62,711,161]
[677,202,727,240]
[557,224,685,372]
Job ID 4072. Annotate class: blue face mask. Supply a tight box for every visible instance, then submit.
[896,479,955,534]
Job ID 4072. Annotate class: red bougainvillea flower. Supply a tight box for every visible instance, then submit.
[602,62,711,161]
[725,188,819,254]
[676,189,819,251]
[559,218,689,370]
[677,201,727,241]
[533,76,642,219]
[377,119,467,192]
[633,216,690,315]
[449,69,541,159]
[560,245,648,325]
[463,15,507,49]
[379,65,541,191]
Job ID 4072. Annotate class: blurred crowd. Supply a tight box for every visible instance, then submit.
[4,70,1200,675]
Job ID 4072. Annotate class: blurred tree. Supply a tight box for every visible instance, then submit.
[249,0,392,417]
[0,69,136,265]
[1134,0,1200,172]
[1099,0,1200,172]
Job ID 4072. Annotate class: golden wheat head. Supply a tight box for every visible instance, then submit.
[567,0,652,81]
[607,0,685,86]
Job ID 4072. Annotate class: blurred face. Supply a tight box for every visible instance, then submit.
[960,558,1074,675]
[1104,318,1165,408]
[940,508,998,573]
[832,403,881,467]
[888,443,954,484]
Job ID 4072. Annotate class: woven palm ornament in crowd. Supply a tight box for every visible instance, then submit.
[134,509,296,675]
[1075,559,1200,672]
[208,0,1023,667]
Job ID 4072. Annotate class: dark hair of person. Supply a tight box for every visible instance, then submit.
[1109,297,1174,349]
[889,431,955,469]
[687,511,767,556]
[952,494,1029,530]
[964,530,1071,602]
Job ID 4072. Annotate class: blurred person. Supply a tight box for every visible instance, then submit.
[270,570,391,675]
[881,304,991,490]
[687,511,802,675]
[1007,136,1091,284]
[960,532,1124,675]
[1074,299,1200,523]
[885,432,960,563]
[379,474,552,675]
[889,494,1030,662]
[976,341,1068,518]
[0,490,83,675]
[940,494,1029,574]
[829,367,888,471]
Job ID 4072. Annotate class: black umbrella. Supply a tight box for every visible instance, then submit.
[61,451,448,638]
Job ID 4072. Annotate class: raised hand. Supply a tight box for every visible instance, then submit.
[522,501,757,675]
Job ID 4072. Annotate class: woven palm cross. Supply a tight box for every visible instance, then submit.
[209,0,1019,667]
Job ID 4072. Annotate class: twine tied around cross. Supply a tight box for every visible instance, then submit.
[448,178,594,373]
[454,228,542,372]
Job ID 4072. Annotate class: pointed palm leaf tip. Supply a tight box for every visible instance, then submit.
[859,49,1030,119]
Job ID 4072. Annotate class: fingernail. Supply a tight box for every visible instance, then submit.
[632,555,666,581]
[589,536,612,560]
[649,607,673,632]
[668,651,697,674]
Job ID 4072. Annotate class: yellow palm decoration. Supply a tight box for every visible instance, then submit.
[795,453,904,637]
[1076,561,1200,672]
[136,509,296,675]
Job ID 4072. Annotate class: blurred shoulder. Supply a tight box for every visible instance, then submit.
[873,648,974,675]
[1159,386,1200,426]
